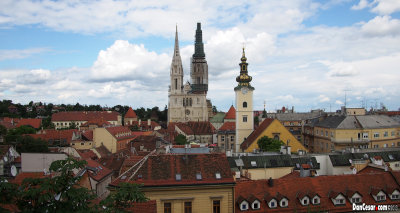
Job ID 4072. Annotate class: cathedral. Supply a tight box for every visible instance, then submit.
[168,23,212,123]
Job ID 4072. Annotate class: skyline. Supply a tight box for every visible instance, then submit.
[1,0,400,112]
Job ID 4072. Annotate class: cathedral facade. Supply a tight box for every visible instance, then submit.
[168,23,212,123]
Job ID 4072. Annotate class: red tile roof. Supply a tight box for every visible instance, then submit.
[78,150,98,160]
[27,129,79,144]
[219,122,235,131]
[175,121,216,135]
[125,107,137,118]
[51,111,120,122]
[80,118,111,127]
[224,105,236,120]
[16,118,42,129]
[85,159,113,182]
[130,135,159,154]
[82,130,93,141]
[112,153,234,187]
[11,172,48,185]
[131,120,160,131]
[119,155,145,175]
[236,171,400,212]
[241,118,274,150]
[106,126,135,141]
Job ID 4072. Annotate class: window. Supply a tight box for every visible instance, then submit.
[176,173,181,181]
[215,172,221,179]
[377,195,386,201]
[374,133,380,138]
[213,200,220,213]
[384,144,388,148]
[175,78,177,90]
[312,197,320,205]
[363,133,368,139]
[243,116,247,122]
[269,200,276,208]
[392,131,395,136]
[302,198,309,205]
[164,203,171,213]
[337,199,344,204]
[274,135,280,141]
[374,144,379,148]
[240,201,249,210]
[391,194,399,200]
[252,200,260,209]
[230,135,234,141]
[251,161,257,167]
[184,202,192,213]
[81,142,84,146]
[384,132,388,137]
[325,131,328,137]
[243,102,247,108]
[351,197,361,203]
[196,173,202,180]
[331,132,334,137]
[221,135,225,142]
[316,130,319,135]
[280,199,288,207]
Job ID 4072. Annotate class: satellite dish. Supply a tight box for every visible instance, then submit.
[3,156,8,162]
[54,193,61,201]
[11,165,17,177]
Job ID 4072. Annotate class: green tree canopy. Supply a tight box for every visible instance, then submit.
[16,135,49,153]
[257,136,284,152]
[5,125,36,143]
[101,182,148,213]
[174,134,188,145]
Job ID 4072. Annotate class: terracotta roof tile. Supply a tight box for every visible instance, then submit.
[27,129,78,144]
[131,120,160,131]
[219,122,235,131]
[80,118,111,127]
[224,105,236,120]
[112,153,234,187]
[124,107,137,118]
[16,118,42,129]
[85,159,113,182]
[241,118,274,150]
[11,172,48,185]
[82,130,93,141]
[106,126,136,141]
[175,121,216,135]
[236,171,400,212]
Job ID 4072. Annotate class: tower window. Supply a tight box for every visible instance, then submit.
[175,78,177,90]
[243,116,247,122]
[197,77,200,84]
[243,102,247,108]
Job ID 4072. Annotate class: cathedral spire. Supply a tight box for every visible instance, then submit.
[193,22,205,59]
[235,48,254,90]
[172,24,181,62]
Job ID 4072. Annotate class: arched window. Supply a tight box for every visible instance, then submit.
[274,135,280,141]
[243,102,247,108]
[190,98,192,106]
[174,78,177,90]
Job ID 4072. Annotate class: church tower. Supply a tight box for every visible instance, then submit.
[190,23,208,94]
[170,25,184,95]
[235,48,254,152]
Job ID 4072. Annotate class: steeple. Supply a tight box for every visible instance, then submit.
[170,25,184,94]
[193,23,205,59]
[235,48,254,90]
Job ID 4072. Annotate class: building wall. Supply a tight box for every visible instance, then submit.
[52,116,121,130]
[236,89,254,152]
[245,167,293,180]
[217,133,236,152]
[71,141,94,150]
[143,185,234,213]
[346,108,366,115]
[243,119,307,153]
[168,94,209,122]
[93,128,117,153]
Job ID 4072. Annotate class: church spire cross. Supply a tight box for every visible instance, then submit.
[235,48,254,90]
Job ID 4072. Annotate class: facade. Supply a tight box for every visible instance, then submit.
[111,153,235,213]
[235,49,254,152]
[51,111,121,129]
[303,115,400,153]
[93,126,136,153]
[173,121,216,144]
[168,23,212,123]
[240,118,307,153]
[124,107,138,126]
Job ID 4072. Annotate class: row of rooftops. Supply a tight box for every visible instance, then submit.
[227,155,320,170]
[310,114,400,129]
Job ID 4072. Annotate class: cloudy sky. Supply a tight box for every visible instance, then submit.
[0,0,399,112]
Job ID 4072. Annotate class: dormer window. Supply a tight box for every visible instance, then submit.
[268,199,277,208]
[300,196,309,206]
[337,198,345,204]
[196,172,202,180]
[239,200,249,211]
[390,190,400,200]
[312,196,320,205]
[251,200,260,209]
[215,172,221,179]
[372,190,387,202]
[377,195,386,201]
[251,161,257,167]
[331,193,346,206]
[350,193,362,204]
[280,198,288,207]
[176,173,181,181]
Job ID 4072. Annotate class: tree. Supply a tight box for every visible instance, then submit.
[5,125,36,143]
[174,134,188,145]
[16,135,49,153]
[16,157,96,213]
[257,136,284,152]
[101,182,148,212]
[0,177,18,212]
[0,124,7,137]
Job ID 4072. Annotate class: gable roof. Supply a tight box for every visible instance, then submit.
[219,122,235,132]
[85,159,113,182]
[236,171,400,212]
[106,126,135,141]
[112,153,234,187]
[27,129,79,144]
[224,105,236,120]
[125,107,137,118]
[241,118,274,150]
[80,118,111,127]
[16,118,42,129]
[175,121,216,135]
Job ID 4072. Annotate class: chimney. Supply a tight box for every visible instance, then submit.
[147,119,151,126]
[268,177,274,187]
[139,119,141,126]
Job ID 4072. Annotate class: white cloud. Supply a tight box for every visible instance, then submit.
[335,100,344,105]
[326,62,360,77]
[318,95,330,102]
[90,40,170,84]
[0,48,49,61]
[351,0,371,10]
[361,16,400,37]
[370,0,400,15]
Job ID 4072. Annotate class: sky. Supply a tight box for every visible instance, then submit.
[0,0,400,113]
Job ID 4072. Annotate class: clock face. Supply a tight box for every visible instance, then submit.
[185,109,190,115]
[241,87,248,94]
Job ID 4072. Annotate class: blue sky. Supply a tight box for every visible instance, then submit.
[0,0,400,112]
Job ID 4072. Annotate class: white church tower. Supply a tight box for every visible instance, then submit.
[235,48,254,152]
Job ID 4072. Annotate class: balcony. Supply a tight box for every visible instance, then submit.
[330,138,370,144]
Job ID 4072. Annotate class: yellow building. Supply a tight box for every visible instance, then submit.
[93,126,135,153]
[240,118,308,153]
[305,115,400,153]
[110,153,235,213]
